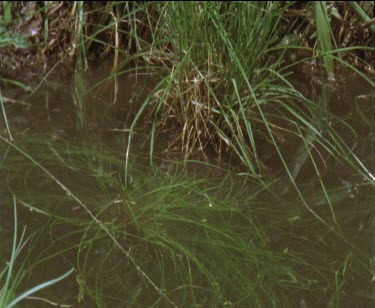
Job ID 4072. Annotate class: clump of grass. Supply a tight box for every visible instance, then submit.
[127,3,286,174]
[124,2,372,181]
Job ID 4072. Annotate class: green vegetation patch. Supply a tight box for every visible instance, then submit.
[0,136,372,306]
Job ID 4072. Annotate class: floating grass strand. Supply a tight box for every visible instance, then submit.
[296,125,340,230]
[0,89,13,141]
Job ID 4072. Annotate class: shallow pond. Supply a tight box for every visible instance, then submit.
[1,64,374,307]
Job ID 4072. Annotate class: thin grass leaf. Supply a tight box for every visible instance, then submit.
[314,1,335,79]
[0,90,13,141]
[5,268,75,308]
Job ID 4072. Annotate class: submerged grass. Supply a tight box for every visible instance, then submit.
[0,136,373,306]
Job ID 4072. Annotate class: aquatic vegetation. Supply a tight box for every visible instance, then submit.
[0,137,373,306]
[120,2,374,185]
[1,1,374,307]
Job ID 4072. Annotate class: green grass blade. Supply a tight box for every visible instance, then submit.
[314,1,334,79]
[5,268,75,308]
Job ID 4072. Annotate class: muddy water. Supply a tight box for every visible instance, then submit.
[1,65,374,307]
